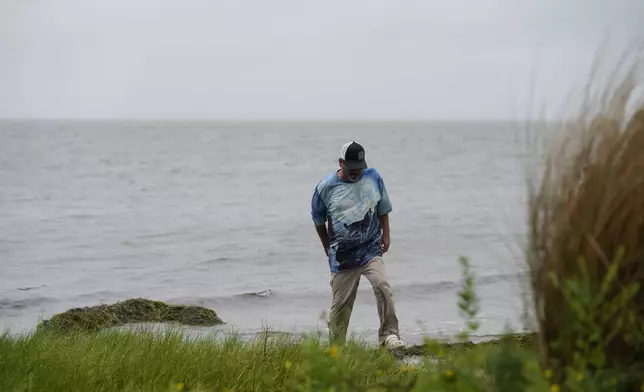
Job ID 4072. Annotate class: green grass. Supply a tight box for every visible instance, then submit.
[1,255,641,391]
[0,256,551,392]
[0,327,415,392]
[0,326,550,392]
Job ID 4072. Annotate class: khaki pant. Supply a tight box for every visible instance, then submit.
[328,257,400,345]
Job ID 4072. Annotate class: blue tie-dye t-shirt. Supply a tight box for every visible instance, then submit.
[311,168,392,273]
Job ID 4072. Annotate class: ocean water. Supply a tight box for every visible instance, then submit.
[0,120,543,344]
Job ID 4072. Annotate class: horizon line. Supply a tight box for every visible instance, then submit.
[0,116,569,123]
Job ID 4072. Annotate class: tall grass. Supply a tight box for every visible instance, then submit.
[525,48,644,388]
[0,327,419,392]
[2,249,637,391]
[0,257,550,392]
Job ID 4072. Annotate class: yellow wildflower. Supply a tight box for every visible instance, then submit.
[550,384,560,392]
[176,383,185,391]
[399,365,415,372]
[284,360,292,370]
[328,345,339,359]
[445,369,454,379]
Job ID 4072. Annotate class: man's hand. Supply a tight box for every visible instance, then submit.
[382,234,390,254]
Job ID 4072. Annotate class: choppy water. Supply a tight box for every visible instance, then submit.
[0,120,544,344]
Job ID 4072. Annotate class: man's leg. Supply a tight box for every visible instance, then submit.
[328,266,362,345]
[362,257,401,346]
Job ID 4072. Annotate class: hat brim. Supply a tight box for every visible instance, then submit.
[344,160,368,170]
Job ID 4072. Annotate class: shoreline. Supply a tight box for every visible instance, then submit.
[21,296,534,347]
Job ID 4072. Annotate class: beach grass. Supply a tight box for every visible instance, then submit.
[0,256,551,392]
[0,320,549,392]
[524,47,644,390]
[0,327,409,392]
[1,252,642,392]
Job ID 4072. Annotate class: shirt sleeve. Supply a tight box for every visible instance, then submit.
[376,171,392,216]
[311,183,327,225]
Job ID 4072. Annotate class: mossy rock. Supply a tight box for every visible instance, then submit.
[37,298,224,333]
[401,332,537,357]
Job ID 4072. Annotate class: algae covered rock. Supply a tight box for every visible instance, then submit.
[400,332,536,357]
[38,298,224,333]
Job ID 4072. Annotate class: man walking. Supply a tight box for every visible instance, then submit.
[311,141,405,352]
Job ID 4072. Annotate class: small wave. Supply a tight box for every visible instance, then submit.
[199,257,232,264]
[72,290,122,302]
[0,238,24,245]
[66,213,100,220]
[137,230,187,240]
[477,271,529,285]
[238,289,273,298]
[0,296,58,312]
[166,289,275,308]
[402,272,528,297]
[17,285,46,291]
[172,272,526,306]
[164,272,528,311]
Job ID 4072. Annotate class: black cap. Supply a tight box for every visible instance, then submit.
[340,141,367,170]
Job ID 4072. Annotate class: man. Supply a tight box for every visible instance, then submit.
[310,141,405,352]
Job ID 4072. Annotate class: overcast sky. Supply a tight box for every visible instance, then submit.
[1,0,643,120]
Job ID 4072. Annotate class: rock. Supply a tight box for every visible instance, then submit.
[37,298,224,333]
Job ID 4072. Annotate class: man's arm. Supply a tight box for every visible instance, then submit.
[311,183,330,256]
[315,223,330,256]
[380,214,390,253]
[376,170,393,254]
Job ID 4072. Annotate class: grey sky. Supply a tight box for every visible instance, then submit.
[1,0,643,120]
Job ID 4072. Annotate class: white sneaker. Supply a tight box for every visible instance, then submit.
[383,334,405,352]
